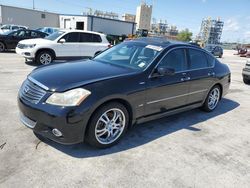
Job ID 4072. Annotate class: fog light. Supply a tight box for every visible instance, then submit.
[24,52,31,56]
[52,128,63,137]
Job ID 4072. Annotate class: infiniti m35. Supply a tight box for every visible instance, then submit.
[18,38,231,148]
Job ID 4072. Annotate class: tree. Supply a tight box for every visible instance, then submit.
[177,29,193,42]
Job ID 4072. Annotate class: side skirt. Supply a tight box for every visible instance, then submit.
[136,102,203,125]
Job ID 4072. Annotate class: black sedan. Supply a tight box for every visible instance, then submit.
[18,38,231,148]
[0,29,48,52]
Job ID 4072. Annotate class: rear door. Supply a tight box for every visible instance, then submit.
[145,48,190,116]
[186,48,215,104]
[55,32,81,57]
[79,33,104,57]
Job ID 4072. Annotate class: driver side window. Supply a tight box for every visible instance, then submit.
[159,49,187,72]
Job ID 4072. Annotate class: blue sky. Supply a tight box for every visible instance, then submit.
[1,0,249,43]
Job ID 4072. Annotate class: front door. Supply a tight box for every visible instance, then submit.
[56,32,81,57]
[145,48,190,116]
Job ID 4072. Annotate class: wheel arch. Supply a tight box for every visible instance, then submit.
[35,48,56,59]
[211,83,223,100]
[0,41,6,49]
[84,98,134,138]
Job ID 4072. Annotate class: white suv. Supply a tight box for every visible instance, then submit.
[16,30,110,64]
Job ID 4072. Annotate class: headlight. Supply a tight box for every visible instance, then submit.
[46,88,91,106]
[23,44,36,49]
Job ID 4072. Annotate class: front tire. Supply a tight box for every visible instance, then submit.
[202,85,221,112]
[0,42,5,52]
[36,50,54,65]
[243,78,250,84]
[86,102,129,148]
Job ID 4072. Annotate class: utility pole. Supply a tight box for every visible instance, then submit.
[33,0,35,9]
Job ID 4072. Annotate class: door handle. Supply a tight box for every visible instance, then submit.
[181,77,191,82]
[208,72,215,76]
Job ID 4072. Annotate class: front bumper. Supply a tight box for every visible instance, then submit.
[18,98,90,145]
[15,47,35,59]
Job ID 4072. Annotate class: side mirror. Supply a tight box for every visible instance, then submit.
[156,66,175,76]
[58,38,66,43]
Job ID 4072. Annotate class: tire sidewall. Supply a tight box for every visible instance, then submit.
[86,102,129,148]
[0,42,5,52]
[203,85,221,112]
[36,51,53,65]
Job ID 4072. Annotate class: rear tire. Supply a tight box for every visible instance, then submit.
[36,50,54,65]
[202,85,221,112]
[85,102,129,148]
[0,42,5,52]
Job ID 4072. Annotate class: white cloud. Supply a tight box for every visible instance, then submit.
[224,18,240,32]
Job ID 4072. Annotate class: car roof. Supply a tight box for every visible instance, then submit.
[60,29,105,36]
[128,37,198,49]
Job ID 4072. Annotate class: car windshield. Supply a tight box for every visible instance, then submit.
[93,42,163,70]
[45,31,65,41]
[3,30,14,35]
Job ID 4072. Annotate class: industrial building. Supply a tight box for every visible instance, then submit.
[0,5,136,38]
[0,5,59,29]
[135,2,152,31]
[59,14,136,36]
[197,17,224,46]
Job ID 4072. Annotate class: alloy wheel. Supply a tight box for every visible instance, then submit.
[208,88,220,110]
[95,108,126,145]
[40,53,52,65]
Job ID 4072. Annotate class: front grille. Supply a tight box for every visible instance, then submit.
[19,79,46,104]
[17,43,25,49]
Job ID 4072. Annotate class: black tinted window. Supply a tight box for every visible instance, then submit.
[79,33,102,42]
[189,49,208,69]
[206,54,216,67]
[92,34,102,42]
[17,30,30,37]
[159,49,187,72]
[31,31,38,37]
[62,32,79,42]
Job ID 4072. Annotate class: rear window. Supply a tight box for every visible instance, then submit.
[206,54,216,67]
[189,49,209,69]
[79,33,102,43]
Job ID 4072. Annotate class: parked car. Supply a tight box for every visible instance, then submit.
[18,38,231,148]
[36,27,59,35]
[0,24,28,34]
[204,45,223,58]
[0,29,48,52]
[242,60,250,84]
[16,30,110,64]
[239,48,250,57]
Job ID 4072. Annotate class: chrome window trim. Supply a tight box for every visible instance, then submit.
[28,76,49,91]
[149,46,216,78]
[146,89,208,105]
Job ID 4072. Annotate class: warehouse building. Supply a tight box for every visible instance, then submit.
[59,14,136,36]
[0,5,60,29]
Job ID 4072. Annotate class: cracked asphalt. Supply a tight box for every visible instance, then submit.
[0,50,250,188]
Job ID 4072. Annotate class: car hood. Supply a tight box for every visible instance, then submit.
[29,60,138,92]
[19,38,54,44]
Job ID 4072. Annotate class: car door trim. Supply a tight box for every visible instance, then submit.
[146,89,208,105]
